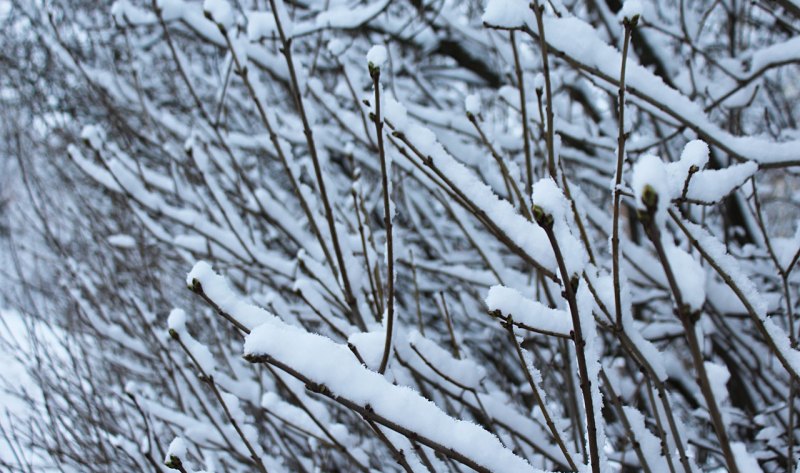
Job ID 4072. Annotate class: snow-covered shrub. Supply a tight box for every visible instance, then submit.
[2,0,800,471]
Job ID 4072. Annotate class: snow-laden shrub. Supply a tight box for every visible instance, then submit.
[3,0,800,471]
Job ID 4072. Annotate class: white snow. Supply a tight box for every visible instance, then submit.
[187,261,277,330]
[655,140,755,203]
[80,124,104,149]
[664,245,706,310]
[407,331,487,389]
[327,38,346,56]
[383,94,408,132]
[704,361,731,426]
[247,12,277,41]
[465,94,481,115]
[617,0,643,21]
[485,285,572,336]
[631,154,669,222]
[110,0,154,25]
[242,316,546,473]
[168,308,217,374]
[165,436,188,463]
[684,162,757,203]
[532,178,568,222]
[622,406,669,471]
[366,45,388,68]
[750,36,800,74]
[666,139,709,186]
[107,233,136,248]
[167,308,187,332]
[155,0,186,21]
[731,442,763,472]
[482,0,533,28]
[203,0,235,30]
[348,331,385,370]
[315,0,389,30]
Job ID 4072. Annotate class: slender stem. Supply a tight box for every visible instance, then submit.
[557,163,596,265]
[531,1,557,179]
[468,112,531,219]
[510,31,533,192]
[669,209,800,382]
[410,251,424,335]
[207,379,270,473]
[438,292,460,359]
[538,217,601,472]
[790,380,796,473]
[505,320,578,471]
[171,335,269,473]
[268,0,365,330]
[372,67,395,374]
[364,418,414,473]
[244,353,495,473]
[351,182,381,322]
[600,370,653,473]
[643,216,740,473]
[750,179,799,468]
[217,32,340,311]
[612,19,635,327]
[643,377,679,473]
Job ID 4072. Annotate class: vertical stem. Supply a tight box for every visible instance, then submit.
[468,113,531,219]
[790,379,796,473]
[352,183,381,322]
[439,292,460,359]
[410,250,424,335]
[506,320,578,471]
[612,19,635,327]
[600,370,653,473]
[531,1,557,179]
[751,179,798,469]
[268,0,365,330]
[643,219,741,473]
[510,31,533,192]
[372,67,395,374]
[537,214,601,472]
[787,273,796,471]
[642,377,678,473]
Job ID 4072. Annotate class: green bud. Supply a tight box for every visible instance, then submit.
[624,14,640,28]
[532,205,554,228]
[641,184,659,210]
[164,455,182,469]
[570,275,580,293]
[368,63,380,78]
[188,278,202,293]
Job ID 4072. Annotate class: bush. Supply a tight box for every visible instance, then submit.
[2,0,800,471]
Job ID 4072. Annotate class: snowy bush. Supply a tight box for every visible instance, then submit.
[2,0,800,471]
